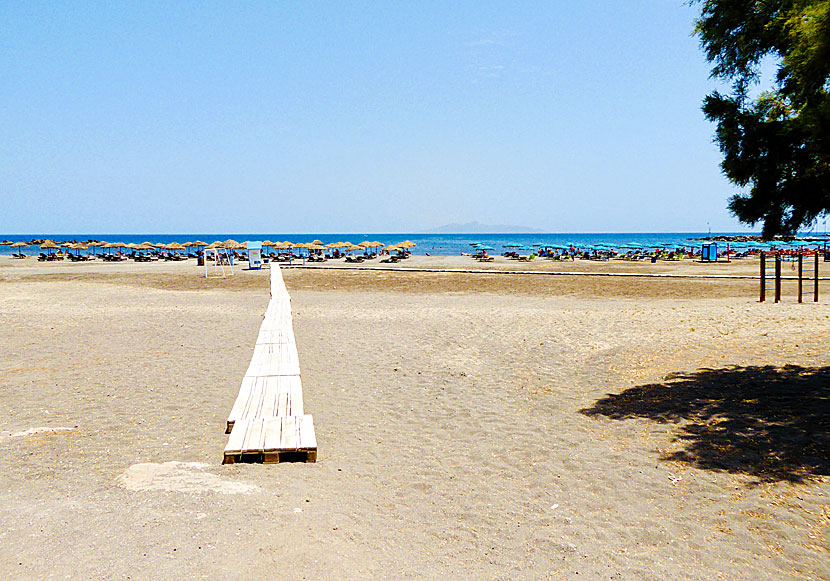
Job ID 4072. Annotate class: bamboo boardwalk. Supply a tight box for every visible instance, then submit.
[223,266,317,464]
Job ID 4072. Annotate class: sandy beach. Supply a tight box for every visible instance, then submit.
[0,255,828,579]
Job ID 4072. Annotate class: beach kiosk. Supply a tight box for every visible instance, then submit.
[247,241,263,270]
[701,242,718,262]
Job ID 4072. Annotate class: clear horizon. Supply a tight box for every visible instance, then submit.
[0,229,779,237]
[2,3,775,234]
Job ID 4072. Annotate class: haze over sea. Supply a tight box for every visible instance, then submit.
[2,232,761,257]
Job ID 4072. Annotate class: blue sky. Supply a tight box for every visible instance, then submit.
[2,2,760,234]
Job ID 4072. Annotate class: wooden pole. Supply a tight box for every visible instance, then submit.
[775,254,781,303]
[760,251,766,302]
[815,251,820,302]
[798,253,803,303]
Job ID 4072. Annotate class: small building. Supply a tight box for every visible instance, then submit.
[701,242,718,262]
[247,241,263,270]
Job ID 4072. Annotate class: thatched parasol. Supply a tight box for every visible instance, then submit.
[40,240,59,250]
[11,241,28,248]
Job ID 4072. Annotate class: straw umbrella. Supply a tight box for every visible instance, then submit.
[40,240,59,256]
[101,242,118,257]
[11,241,28,256]
[186,240,208,251]
[135,243,154,258]
[361,240,384,256]
[166,242,185,258]
[69,242,88,258]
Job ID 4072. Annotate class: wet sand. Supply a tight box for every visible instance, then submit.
[0,256,828,579]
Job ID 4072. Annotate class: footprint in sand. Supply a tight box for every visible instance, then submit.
[117,461,260,495]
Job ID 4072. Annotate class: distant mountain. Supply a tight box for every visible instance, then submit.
[421,221,541,234]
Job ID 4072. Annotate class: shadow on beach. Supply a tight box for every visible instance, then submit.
[581,365,830,484]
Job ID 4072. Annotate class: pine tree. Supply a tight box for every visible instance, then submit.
[694,0,830,236]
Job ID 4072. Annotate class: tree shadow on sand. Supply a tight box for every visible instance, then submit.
[580,365,830,484]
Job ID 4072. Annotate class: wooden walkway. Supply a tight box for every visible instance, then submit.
[223,266,317,464]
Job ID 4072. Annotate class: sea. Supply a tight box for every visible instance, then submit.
[0,232,767,257]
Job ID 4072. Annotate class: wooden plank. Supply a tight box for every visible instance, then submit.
[242,418,266,453]
[259,378,279,419]
[290,391,304,416]
[226,376,256,431]
[270,267,288,297]
[275,391,287,417]
[263,301,292,325]
[242,376,265,419]
[244,348,266,377]
[256,327,296,345]
[245,343,300,377]
[231,376,304,425]
[298,414,317,450]
[280,416,300,450]
[262,418,284,452]
[224,419,248,455]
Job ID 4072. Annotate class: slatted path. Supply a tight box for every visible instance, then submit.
[223,266,317,464]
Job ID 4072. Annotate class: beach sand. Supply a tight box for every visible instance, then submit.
[0,256,828,579]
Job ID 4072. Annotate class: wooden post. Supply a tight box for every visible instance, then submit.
[815,251,820,302]
[775,254,781,303]
[798,253,803,303]
[760,251,766,302]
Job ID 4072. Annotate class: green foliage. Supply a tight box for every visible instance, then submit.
[694,0,830,236]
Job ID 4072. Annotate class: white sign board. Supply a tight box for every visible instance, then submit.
[248,248,262,270]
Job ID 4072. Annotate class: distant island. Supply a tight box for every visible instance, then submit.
[421,221,542,234]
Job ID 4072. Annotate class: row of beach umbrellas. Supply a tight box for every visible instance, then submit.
[1,239,417,254]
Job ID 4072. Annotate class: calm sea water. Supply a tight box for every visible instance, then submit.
[1,232,759,257]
